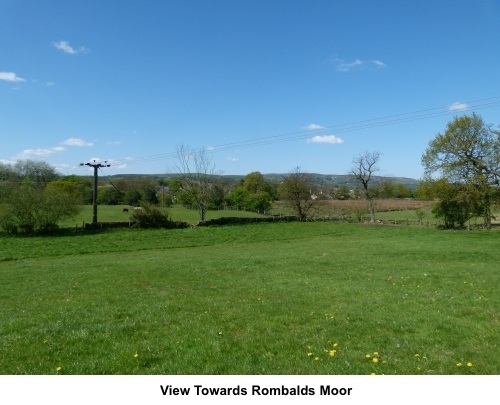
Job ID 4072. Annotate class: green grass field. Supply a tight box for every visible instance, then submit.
[0,221,498,375]
[62,204,269,227]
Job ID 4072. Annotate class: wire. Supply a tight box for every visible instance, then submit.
[100,96,500,168]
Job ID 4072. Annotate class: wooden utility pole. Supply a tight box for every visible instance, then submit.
[80,160,110,224]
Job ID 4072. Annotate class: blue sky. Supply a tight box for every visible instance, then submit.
[1,0,500,179]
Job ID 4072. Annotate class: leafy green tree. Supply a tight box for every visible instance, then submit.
[393,183,413,198]
[247,191,273,213]
[422,113,500,228]
[335,185,351,200]
[142,186,159,205]
[225,187,250,209]
[242,172,274,194]
[278,167,315,220]
[0,181,81,234]
[98,186,123,205]
[13,160,59,187]
[58,175,93,203]
[124,190,142,206]
[226,171,274,213]
[430,179,477,228]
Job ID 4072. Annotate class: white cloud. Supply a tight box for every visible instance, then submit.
[336,59,363,72]
[17,146,66,158]
[62,138,94,147]
[307,135,344,144]
[106,141,122,145]
[448,102,469,111]
[227,157,239,162]
[334,58,387,72]
[304,123,325,131]
[371,60,387,68]
[52,40,89,55]
[0,71,26,82]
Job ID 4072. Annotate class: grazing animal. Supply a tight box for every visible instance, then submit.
[122,208,129,213]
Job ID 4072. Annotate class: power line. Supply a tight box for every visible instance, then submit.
[99,96,500,168]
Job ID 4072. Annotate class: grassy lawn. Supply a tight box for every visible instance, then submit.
[0,222,498,375]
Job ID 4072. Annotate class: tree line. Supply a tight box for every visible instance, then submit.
[1,113,499,233]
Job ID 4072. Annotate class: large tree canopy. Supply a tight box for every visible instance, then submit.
[421,113,500,227]
[422,113,500,183]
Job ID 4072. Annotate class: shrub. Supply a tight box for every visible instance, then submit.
[130,204,173,228]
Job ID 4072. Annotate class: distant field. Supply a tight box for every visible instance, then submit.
[61,204,269,227]
[1,222,498,374]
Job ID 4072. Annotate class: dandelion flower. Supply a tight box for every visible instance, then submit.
[373,352,379,356]
[467,362,473,367]
[328,350,336,357]
[307,352,313,357]
[56,366,62,372]
[333,343,338,347]
[456,362,462,367]
[415,353,420,357]
[314,357,319,361]
[365,354,371,359]
[134,353,139,359]
[372,358,379,364]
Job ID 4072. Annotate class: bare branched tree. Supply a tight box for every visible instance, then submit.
[350,151,381,223]
[175,144,218,221]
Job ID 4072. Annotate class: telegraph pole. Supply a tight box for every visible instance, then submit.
[80,160,110,224]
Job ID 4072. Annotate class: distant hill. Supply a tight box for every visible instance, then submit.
[109,173,420,190]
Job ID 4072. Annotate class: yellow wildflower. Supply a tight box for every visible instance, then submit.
[307,352,313,357]
[328,350,336,357]
[372,358,379,364]
[467,362,473,367]
[134,353,139,358]
[456,362,462,367]
[56,366,62,372]
[365,354,371,359]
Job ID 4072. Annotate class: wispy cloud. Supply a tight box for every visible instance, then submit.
[62,138,94,147]
[336,59,363,72]
[0,71,26,82]
[448,101,469,112]
[334,58,387,72]
[304,123,325,131]
[17,146,66,159]
[52,40,89,55]
[371,60,387,68]
[106,141,122,145]
[227,157,239,162]
[307,135,344,144]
